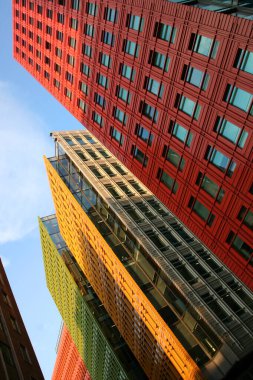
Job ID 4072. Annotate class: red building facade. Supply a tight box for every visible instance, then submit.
[52,325,91,380]
[13,0,253,288]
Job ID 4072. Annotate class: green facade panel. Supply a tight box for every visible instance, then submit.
[39,216,146,380]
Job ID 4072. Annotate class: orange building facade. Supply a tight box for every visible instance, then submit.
[52,325,91,380]
[41,130,253,380]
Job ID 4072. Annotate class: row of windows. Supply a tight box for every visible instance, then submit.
[62,135,253,263]
[15,2,253,74]
[15,27,253,116]
[15,44,252,149]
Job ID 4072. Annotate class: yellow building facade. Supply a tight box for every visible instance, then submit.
[43,131,253,380]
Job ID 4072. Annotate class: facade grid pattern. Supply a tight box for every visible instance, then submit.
[13,0,253,288]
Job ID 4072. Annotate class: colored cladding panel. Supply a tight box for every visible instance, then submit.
[52,325,91,380]
[39,217,136,380]
[43,157,202,380]
[13,0,253,288]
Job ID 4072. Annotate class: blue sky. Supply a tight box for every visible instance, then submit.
[0,2,82,379]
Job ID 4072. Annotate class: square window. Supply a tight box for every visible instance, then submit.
[234,49,253,75]
[149,51,170,72]
[127,14,143,32]
[104,7,117,23]
[155,22,176,43]
[145,77,164,98]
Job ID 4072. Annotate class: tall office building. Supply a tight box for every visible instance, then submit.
[52,324,91,380]
[13,0,253,289]
[0,259,44,380]
[40,130,253,380]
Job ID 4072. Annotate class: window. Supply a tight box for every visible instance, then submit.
[238,207,253,229]
[182,65,209,90]
[84,24,94,37]
[154,22,176,43]
[45,41,51,51]
[92,111,103,126]
[127,14,143,32]
[86,2,97,16]
[189,33,219,58]
[111,127,124,145]
[102,31,115,46]
[10,316,20,333]
[55,47,62,58]
[80,63,90,77]
[20,344,31,364]
[37,21,42,30]
[116,86,131,104]
[67,54,75,66]
[135,124,153,146]
[82,44,92,58]
[165,147,185,171]
[57,13,64,24]
[71,0,80,11]
[46,26,52,35]
[68,37,76,49]
[66,71,73,83]
[149,50,170,71]
[37,5,42,14]
[140,101,158,122]
[123,40,139,57]
[132,146,148,167]
[80,82,88,95]
[205,146,236,177]
[97,73,108,88]
[44,71,50,80]
[65,88,72,100]
[224,84,253,113]
[54,79,61,89]
[189,197,215,226]
[58,0,65,5]
[214,117,248,148]
[196,173,225,203]
[159,169,178,194]
[54,63,61,74]
[56,31,63,42]
[45,56,50,65]
[234,49,253,74]
[2,291,11,306]
[227,233,253,260]
[77,99,86,111]
[47,9,53,19]
[144,77,164,97]
[121,64,135,81]
[104,7,117,23]
[94,93,106,108]
[177,95,201,120]
[70,18,78,30]
[114,107,127,125]
[169,122,193,147]
[99,52,111,68]
[37,36,42,45]
[0,343,15,366]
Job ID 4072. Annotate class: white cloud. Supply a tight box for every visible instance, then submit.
[0,82,53,244]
